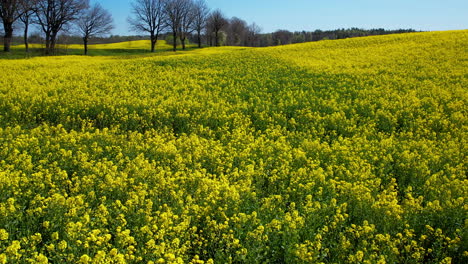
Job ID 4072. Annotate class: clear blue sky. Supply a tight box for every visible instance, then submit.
[96,0,468,35]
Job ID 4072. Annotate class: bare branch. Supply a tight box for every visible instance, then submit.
[192,0,209,47]
[164,0,193,51]
[34,0,89,54]
[206,9,228,46]
[128,0,165,52]
[77,3,113,55]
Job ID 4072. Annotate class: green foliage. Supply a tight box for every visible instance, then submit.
[165,35,182,46]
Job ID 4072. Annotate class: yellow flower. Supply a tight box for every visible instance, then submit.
[0,254,7,264]
[356,251,364,262]
[0,229,8,241]
[440,257,452,264]
[79,254,91,264]
[35,253,49,264]
[58,240,68,250]
[6,240,21,256]
[42,221,50,229]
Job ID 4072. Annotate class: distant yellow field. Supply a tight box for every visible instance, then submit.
[10,40,176,51]
[69,40,174,50]
[0,30,466,263]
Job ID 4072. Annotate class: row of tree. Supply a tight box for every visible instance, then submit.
[128,0,209,52]
[0,0,114,54]
[127,0,264,51]
[1,0,417,54]
[0,0,242,54]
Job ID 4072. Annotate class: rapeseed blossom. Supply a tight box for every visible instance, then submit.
[0,31,466,262]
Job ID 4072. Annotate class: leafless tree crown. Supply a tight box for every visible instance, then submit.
[35,0,89,53]
[192,0,209,47]
[128,0,165,52]
[207,9,228,46]
[78,3,114,55]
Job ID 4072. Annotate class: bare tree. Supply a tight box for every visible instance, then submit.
[246,22,261,47]
[178,0,195,50]
[0,0,24,52]
[77,3,113,55]
[18,0,37,52]
[206,9,227,47]
[192,0,208,48]
[164,0,189,51]
[34,0,89,54]
[128,0,164,52]
[227,17,247,46]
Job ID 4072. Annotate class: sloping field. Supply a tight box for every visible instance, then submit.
[0,31,466,263]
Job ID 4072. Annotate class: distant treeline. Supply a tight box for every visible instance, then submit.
[10,28,418,48]
[256,28,418,47]
[204,27,418,47]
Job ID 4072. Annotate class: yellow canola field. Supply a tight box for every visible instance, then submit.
[12,40,173,50]
[0,30,467,263]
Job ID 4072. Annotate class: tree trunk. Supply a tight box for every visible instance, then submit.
[24,23,29,52]
[50,33,57,54]
[181,37,186,50]
[154,32,160,52]
[3,23,13,52]
[45,32,51,55]
[151,39,156,52]
[83,37,88,55]
[197,31,201,48]
[215,30,219,46]
[150,33,156,52]
[172,30,177,52]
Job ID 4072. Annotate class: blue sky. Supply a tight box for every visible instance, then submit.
[97,0,468,35]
